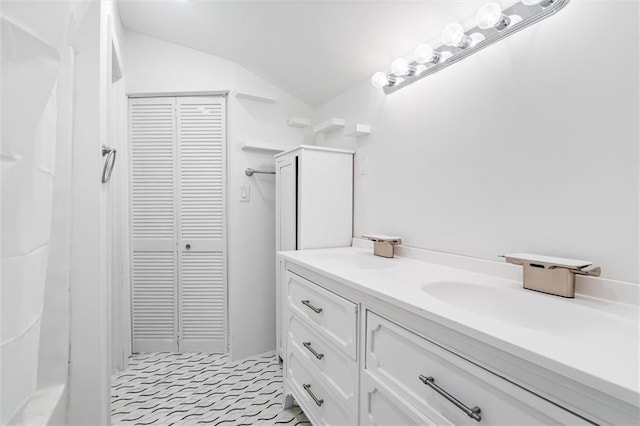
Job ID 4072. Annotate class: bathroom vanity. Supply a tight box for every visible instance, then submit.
[278,242,639,425]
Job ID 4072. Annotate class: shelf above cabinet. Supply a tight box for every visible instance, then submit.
[287,116,311,128]
[344,124,371,137]
[235,91,278,104]
[241,140,288,154]
[313,118,346,134]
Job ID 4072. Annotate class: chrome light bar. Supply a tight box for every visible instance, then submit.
[373,0,571,95]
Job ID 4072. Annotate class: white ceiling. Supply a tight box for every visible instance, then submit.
[118,1,490,106]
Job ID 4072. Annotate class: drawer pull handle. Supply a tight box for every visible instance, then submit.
[303,342,325,360]
[303,384,324,407]
[419,375,482,422]
[301,299,323,314]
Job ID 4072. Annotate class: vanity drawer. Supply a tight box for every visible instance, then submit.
[286,271,358,360]
[361,370,436,425]
[286,345,357,425]
[365,312,589,425]
[287,309,357,410]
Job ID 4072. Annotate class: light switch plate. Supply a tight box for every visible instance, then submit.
[359,155,368,175]
[240,184,250,202]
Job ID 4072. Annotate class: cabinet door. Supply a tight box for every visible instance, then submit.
[176,97,226,352]
[130,97,178,352]
[361,371,438,426]
[276,155,296,359]
[366,312,589,425]
[297,150,353,249]
[276,155,297,251]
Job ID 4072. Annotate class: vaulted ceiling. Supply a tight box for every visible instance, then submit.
[118,1,497,106]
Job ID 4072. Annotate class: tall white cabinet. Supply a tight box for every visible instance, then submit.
[129,96,227,353]
[275,145,354,358]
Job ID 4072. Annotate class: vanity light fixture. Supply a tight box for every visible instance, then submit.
[476,3,511,30]
[522,0,555,6]
[391,57,417,77]
[442,23,471,48]
[371,71,396,89]
[414,43,440,65]
[371,0,570,94]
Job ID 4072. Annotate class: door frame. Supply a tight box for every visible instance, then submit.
[127,92,229,353]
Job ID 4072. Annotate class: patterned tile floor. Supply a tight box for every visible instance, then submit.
[111,352,310,425]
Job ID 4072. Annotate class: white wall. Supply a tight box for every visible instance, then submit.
[314,0,639,283]
[124,31,314,359]
[68,1,127,423]
[35,43,74,399]
[103,0,132,376]
[0,2,89,424]
[1,2,128,423]
[66,2,109,424]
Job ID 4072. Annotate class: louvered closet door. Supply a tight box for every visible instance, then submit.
[130,97,178,352]
[176,97,227,352]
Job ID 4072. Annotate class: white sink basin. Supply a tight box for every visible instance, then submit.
[421,281,637,340]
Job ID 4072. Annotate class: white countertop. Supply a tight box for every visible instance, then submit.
[278,246,640,407]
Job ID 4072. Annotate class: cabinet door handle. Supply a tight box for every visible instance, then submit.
[419,375,482,422]
[303,341,324,360]
[301,299,323,314]
[303,384,324,407]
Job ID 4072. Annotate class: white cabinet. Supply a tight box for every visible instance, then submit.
[275,145,353,252]
[275,146,353,358]
[281,262,602,426]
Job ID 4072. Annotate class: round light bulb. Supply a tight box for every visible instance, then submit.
[476,3,509,30]
[442,23,470,48]
[371,72,389,89]
[414,44,439,64]
[391,57,410,76]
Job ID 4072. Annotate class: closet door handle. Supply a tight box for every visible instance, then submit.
[185,244,191,250]
[419,375,482,422]
[301,300,322,314]
[303,342,324,360]
[303,384,324,407]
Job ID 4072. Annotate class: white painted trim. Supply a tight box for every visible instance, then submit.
[128,91,229,98]
[274,144,354,158]
[109,17,124,80]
